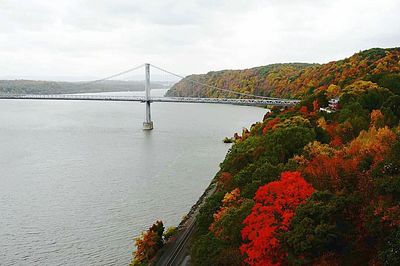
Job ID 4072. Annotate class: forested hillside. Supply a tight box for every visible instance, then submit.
[189,76,400,265]
[132,48,400,265]
[166,48,400,99]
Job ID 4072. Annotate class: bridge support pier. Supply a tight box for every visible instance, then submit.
[143,100,153,130]
[143,121,153,130]
[143,63,153,130]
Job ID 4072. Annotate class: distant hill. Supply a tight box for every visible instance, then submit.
[0,80,168,95]
[166,47,400,99]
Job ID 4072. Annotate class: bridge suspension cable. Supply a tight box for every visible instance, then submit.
[150,64,286,100]
[48,63,146,93]
[78,63,145,86]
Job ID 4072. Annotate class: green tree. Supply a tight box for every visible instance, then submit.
[283,191,357,265]
[196,191,224,234]
[357,87,393,111]
[191,233,225,266]
[210,199,254,245]
[263,125,316,164]
[382,95,400,126]
[367,73,400,95]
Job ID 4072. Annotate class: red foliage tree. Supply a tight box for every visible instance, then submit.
[217,172,233,191]
[313,99,319,112]
[262,117,281,135]
[240,172,314,266]
[325,121,339,137]
[299,106,309,116]
[330,135,343,147]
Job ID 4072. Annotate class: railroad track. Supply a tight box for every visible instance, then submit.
[163,218,196,266]
[156,185,217,266]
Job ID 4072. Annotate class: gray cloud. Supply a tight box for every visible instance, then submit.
[0,0,399,80]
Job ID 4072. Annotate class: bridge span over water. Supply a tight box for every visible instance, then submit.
[0,63,299,130]
[0,94,299,106]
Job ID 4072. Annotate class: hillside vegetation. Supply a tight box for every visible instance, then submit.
[132,48,400,265]
[189,73,400,265]
[166,48,400,99]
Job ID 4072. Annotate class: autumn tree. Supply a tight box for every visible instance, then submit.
[240,171,314,265]
[347,126,396,168]
[370,109,385,128]
[217,172,234,192]
[131,221,164,266]
[210,188,254,245]
[327,84,340,98]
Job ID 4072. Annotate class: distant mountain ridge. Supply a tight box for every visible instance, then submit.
[0,80,168,95]
[166,48,400,99]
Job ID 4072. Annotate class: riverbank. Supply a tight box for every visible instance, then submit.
[154,176,219,265]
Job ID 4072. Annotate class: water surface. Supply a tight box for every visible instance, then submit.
[0,90,266,265]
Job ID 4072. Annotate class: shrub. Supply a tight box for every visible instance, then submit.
[163,226,177,242]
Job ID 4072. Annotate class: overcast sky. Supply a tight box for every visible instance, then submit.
[0,0,399,81]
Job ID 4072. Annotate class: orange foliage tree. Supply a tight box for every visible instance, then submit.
[370,109,385,128]
[209,188,254,244]
[346,126,396,166]
[211,188,241,233]
[132,221,164,266]
[302,126,396,192]
[240,172,314,265]
[303,153,358,191]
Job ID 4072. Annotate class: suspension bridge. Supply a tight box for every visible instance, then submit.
[0,63,300,130]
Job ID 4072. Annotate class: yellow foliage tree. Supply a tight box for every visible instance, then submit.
[327,84,341,98]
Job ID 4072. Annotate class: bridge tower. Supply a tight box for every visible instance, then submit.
[143,63,153,130]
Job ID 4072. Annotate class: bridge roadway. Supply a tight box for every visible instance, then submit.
[0,94,299,106]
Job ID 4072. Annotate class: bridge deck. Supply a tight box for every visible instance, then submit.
[0,94,299,106]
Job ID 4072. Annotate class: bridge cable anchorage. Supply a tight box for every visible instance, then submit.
[150,64,290,100]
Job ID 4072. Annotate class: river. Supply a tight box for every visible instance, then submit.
[0,90,266,265]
